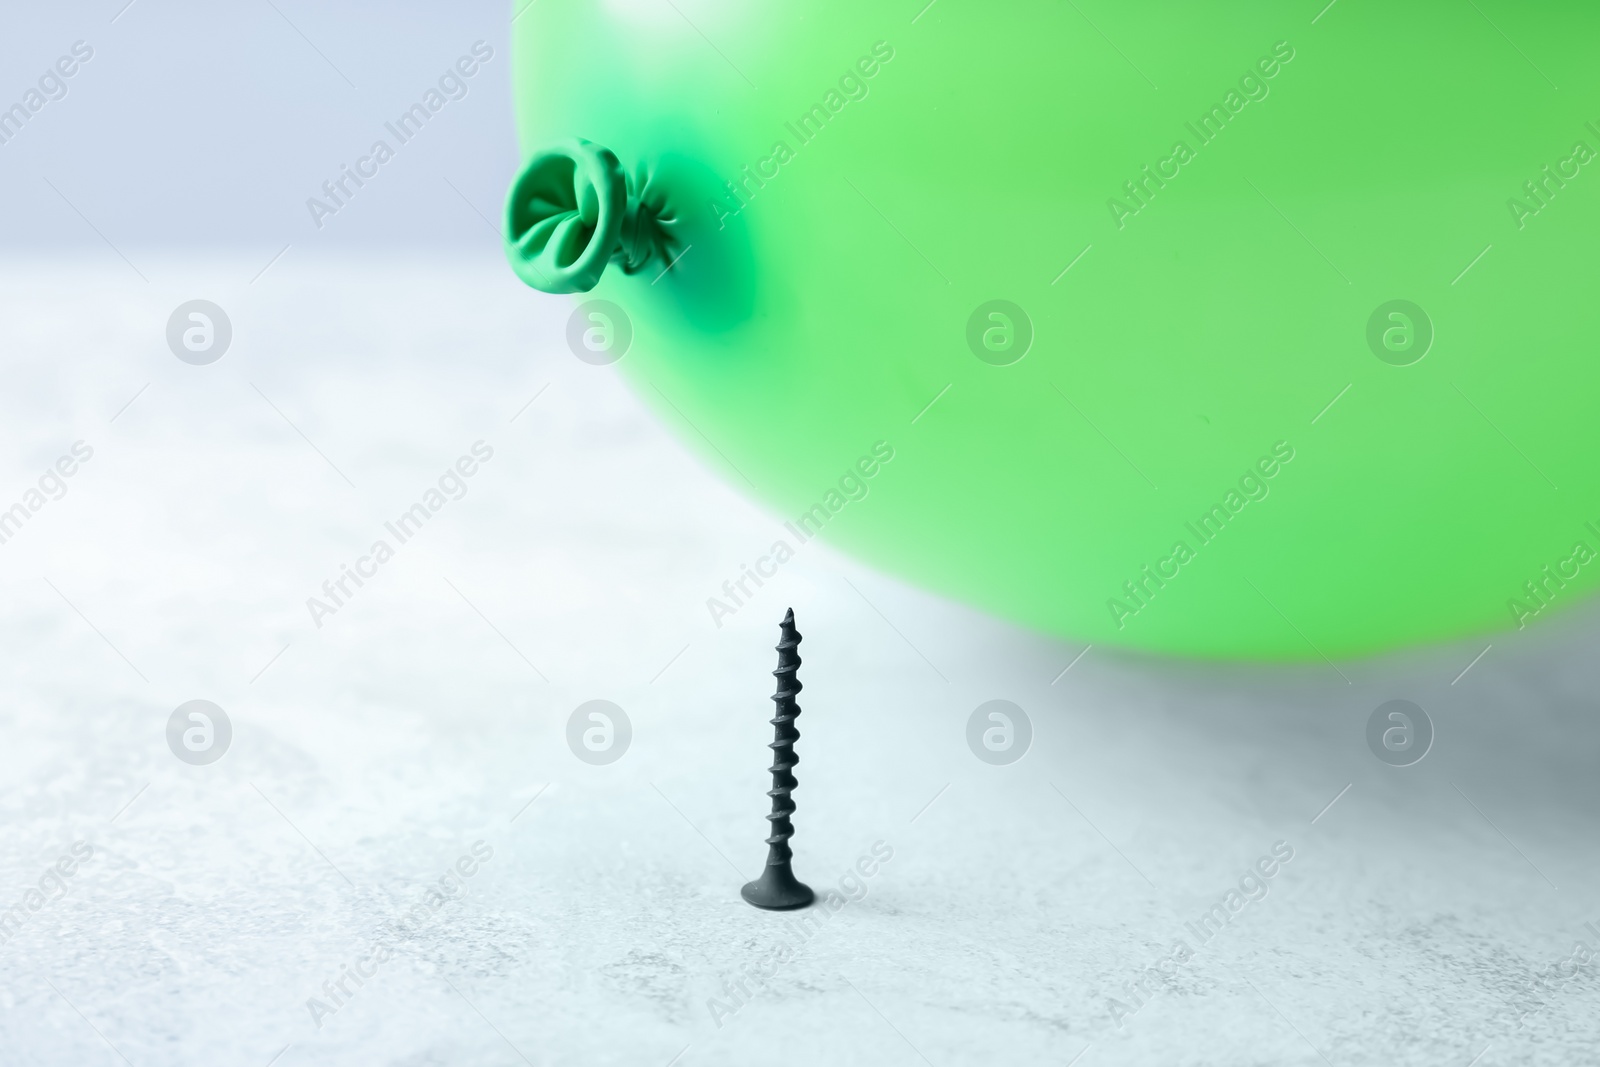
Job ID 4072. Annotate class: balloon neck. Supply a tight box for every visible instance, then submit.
[503,139,678,294]
[615,173,674,276]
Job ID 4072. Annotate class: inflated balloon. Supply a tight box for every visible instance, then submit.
[506,2,1600,660]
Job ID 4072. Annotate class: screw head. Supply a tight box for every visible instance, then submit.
[741,865,815,910]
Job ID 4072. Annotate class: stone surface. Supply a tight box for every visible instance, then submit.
[0,258,1595,1066]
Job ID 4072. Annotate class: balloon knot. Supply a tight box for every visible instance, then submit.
[503,139,678,294]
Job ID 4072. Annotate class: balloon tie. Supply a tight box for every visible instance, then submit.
[503,138,677,294]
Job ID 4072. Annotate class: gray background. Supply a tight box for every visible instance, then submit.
[1,3,1598,1066]
[1,0,516,252]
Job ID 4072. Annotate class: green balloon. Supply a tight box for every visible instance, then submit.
[507,1,1600,660]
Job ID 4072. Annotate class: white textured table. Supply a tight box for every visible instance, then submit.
[1,257,1596,1066]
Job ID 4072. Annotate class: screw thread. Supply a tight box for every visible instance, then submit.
[763,607,803,866]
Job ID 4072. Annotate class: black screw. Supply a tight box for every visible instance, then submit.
[741,608,815,910]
